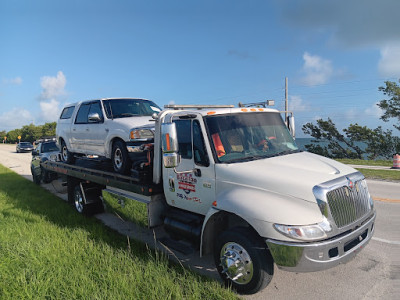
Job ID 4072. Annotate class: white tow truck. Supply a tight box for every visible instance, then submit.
[42,104,376,294]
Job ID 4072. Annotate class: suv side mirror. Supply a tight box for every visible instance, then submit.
[32,150,38,156]
[161,123,180,168]
[88,113,101,123]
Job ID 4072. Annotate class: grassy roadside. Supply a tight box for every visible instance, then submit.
[0,164,238,300]
[336,159,400,181]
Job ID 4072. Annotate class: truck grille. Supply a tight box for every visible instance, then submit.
[326,179,371,228]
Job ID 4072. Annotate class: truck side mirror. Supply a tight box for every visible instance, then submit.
[161,123,180,168]
[287,115,296,138]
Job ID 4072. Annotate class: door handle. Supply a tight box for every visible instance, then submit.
[86,128,89,131]
[105,128,109,132]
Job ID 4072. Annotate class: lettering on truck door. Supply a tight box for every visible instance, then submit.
[163,117,216,215]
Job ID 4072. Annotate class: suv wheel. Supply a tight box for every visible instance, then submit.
[112,140,131,175]
[60,140,75,164]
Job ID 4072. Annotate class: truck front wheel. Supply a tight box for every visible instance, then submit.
[214,227,274,294]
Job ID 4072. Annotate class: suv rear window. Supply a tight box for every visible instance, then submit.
[60,106,75,119]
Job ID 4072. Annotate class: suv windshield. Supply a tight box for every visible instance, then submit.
[204,112,299,163]
[102,99,161,119]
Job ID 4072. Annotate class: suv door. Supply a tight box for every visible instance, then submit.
[85,101,106,155]
[163,116,215,215]
[71,102,90,152]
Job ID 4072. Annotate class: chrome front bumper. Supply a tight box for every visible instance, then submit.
[266,210,376,272]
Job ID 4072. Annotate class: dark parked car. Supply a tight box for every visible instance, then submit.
[16,142,34,153]
[31,141,60,184]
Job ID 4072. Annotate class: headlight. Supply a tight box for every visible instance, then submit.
[130,129,154,141]
[274,217,332,241]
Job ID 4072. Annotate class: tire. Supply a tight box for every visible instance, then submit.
[60,139,75,164]
[112,140,131,174]
[31,167,41,185]
[214,227,274,294]
[42,169,52,184]
[73,185,103,216]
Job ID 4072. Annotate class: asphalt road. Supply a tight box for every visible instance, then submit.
[0,144,399,299]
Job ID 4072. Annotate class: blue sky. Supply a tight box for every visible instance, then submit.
[1,0,400,137]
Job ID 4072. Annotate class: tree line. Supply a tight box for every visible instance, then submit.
[1,122,56,144]
[302,79,400,160]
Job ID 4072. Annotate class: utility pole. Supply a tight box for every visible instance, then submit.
[285,77,288,123]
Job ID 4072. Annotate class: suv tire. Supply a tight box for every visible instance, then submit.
[112,140,131,175]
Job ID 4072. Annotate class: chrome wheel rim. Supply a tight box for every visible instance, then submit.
[62,145,68,161]
[219,242,254,285]
[114,148,123,169]
[74,189,84,213]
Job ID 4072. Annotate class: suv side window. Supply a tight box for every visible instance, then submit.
[88,101,104,122]
[60,106,75,119]
[75,103,90,124]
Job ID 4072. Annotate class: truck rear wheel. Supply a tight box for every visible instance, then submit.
[73,185,103,216]
[214,227,274,294]
[112,140,131,175]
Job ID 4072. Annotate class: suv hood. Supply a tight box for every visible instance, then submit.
[215,151,357,204]
[109,116,155,129]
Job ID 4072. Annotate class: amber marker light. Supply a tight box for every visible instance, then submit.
[166,133,171,151]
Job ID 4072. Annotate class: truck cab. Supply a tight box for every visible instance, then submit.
[156,105,376,294]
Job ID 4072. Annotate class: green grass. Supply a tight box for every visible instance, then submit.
[335,159,400,181]
[352,168,400,181]
[102,192,148,227]
[0,164,238,300]
[336,158,393,167]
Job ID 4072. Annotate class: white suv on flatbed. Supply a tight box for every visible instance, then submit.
[56,98,161,174]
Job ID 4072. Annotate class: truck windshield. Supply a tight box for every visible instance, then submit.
[204,112,299,163]
[102,99,161,119]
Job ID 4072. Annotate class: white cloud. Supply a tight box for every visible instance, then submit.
[40,99,61,122]
[289,95,309,112]
[2,77,23,85]
[378,44,400,77]
[0,108,33,130]
[282,0,400,48]
[365,102,383,118]
[38,71,67,122]
[39,71,67,100]
[300,52,333,86]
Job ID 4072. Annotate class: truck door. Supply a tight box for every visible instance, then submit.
[163,117,215,215]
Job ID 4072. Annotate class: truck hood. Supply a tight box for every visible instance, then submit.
[215,151,357,204]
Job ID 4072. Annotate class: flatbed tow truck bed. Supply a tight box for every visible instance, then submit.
[41,160,162,197]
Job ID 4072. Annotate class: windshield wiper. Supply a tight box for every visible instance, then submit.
[272,149,302,157]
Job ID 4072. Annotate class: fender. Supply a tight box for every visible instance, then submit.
[200,186,323,256]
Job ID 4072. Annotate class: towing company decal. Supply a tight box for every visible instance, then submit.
[176,193,202,204]
[177,173,197,194]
